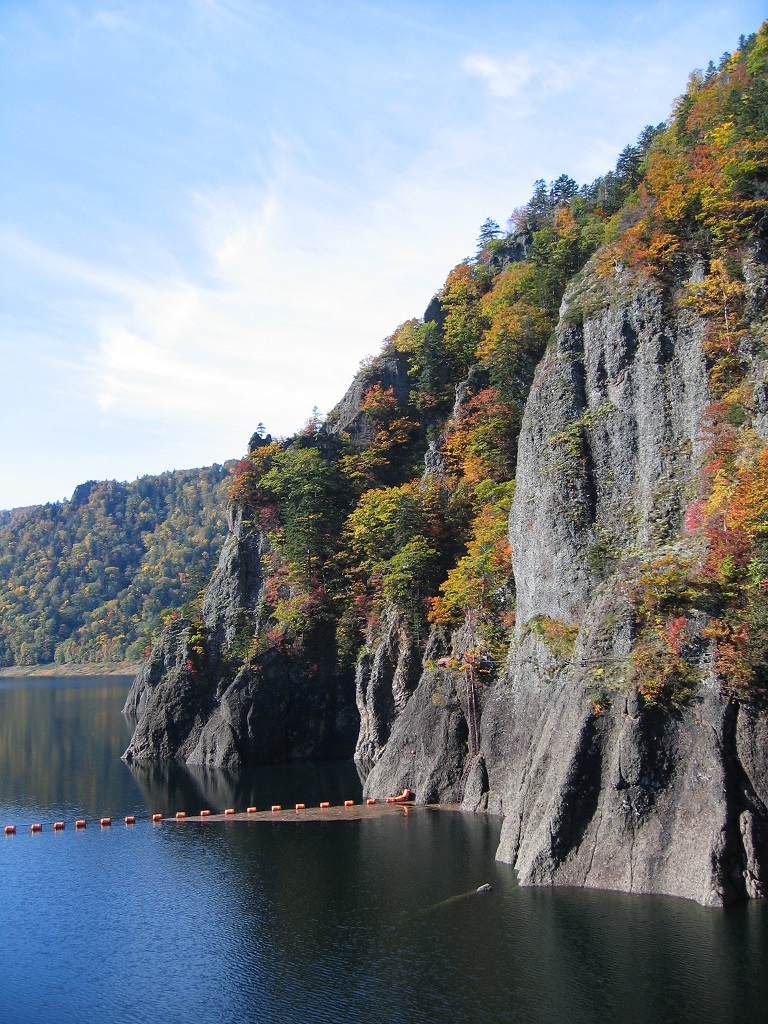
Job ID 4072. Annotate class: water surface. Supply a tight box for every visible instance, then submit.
[1,676,766,1023]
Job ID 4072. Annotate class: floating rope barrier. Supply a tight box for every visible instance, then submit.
[2,797,416,839]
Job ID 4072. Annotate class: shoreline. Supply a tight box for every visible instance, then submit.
[0,661,141,678]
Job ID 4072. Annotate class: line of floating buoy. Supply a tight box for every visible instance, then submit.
[3,794,416,838]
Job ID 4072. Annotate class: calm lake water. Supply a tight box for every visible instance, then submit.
[1,676,767,1024]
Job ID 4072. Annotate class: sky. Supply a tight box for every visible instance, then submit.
[0,0,765,509]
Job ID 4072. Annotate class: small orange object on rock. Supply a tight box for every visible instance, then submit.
[200,809,211,817]
[246,806,257,814]
[224,808,235,815]
[271,805,281,812]
[295,803,306,811]
[344,800,354,807]
[319,802,330,809]
[366,798,376,805]
[387,788,413,804]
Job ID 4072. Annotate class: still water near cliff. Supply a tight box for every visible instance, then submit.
[1,677,767,1024]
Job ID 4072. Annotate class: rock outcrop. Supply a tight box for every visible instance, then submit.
[362,261,768,905]
[123,504,358,768]
[121,252,768,905]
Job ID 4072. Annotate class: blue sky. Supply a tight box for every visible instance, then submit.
[0,0,764,508]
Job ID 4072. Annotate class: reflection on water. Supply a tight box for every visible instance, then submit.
[127,759,363,818]
[1,677,767,1024]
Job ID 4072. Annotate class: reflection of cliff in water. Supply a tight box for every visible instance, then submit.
[0,677,137,818]
[125,757,364,817]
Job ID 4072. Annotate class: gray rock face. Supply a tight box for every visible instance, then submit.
[361,661,468,804]
[124,503,357,768]
[479,643,768,905]
[328,351,412,441]
[122,619,215,762]
[353,605,423,775]
[509,269,709,625]
[359,262,768,905]
[202,503,267,654]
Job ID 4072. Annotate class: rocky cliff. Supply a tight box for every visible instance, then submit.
[123,504,358,767]
[121,30,768,905]
[361,260,768,906]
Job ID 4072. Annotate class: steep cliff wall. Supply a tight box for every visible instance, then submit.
[123,503,358,767]
[363,261,768,905]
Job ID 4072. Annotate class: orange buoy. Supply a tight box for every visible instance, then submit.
[200,809,211,817]
[175,811,186,820]
[53,821,65,831]
[385,796,395,804]
[152,813,163,823]
[319,801,330,809]
[366,798,376,805]
[30,823,42,833]
[100,817,111,827]
[4,825,16,835]
[271,804,281,812]
[124,815,136,825]
[224,808,235,815]
[295,803,306,811]
[344,800,354,807]
[246,806,257,814]
[75,819,86,829]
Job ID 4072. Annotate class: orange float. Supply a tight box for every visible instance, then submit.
[152,813,163,823]
[53,822,65,831]
[246,806,257,814]
[75,819,86,829]
[30,823,42,833]
[271,805,281,812]
[319,801,330,809]
[366,798,376,805]
[295,803,306,811]
[224,808,235,815]
[4,825,15,835]
[100,817,111,827]
[124,815,136,825]
[200,809,211,817]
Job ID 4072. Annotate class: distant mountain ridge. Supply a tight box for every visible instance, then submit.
[0,464,234,666]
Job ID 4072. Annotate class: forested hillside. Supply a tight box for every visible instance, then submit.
[217,25,768,706]
[0,465,233,666]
